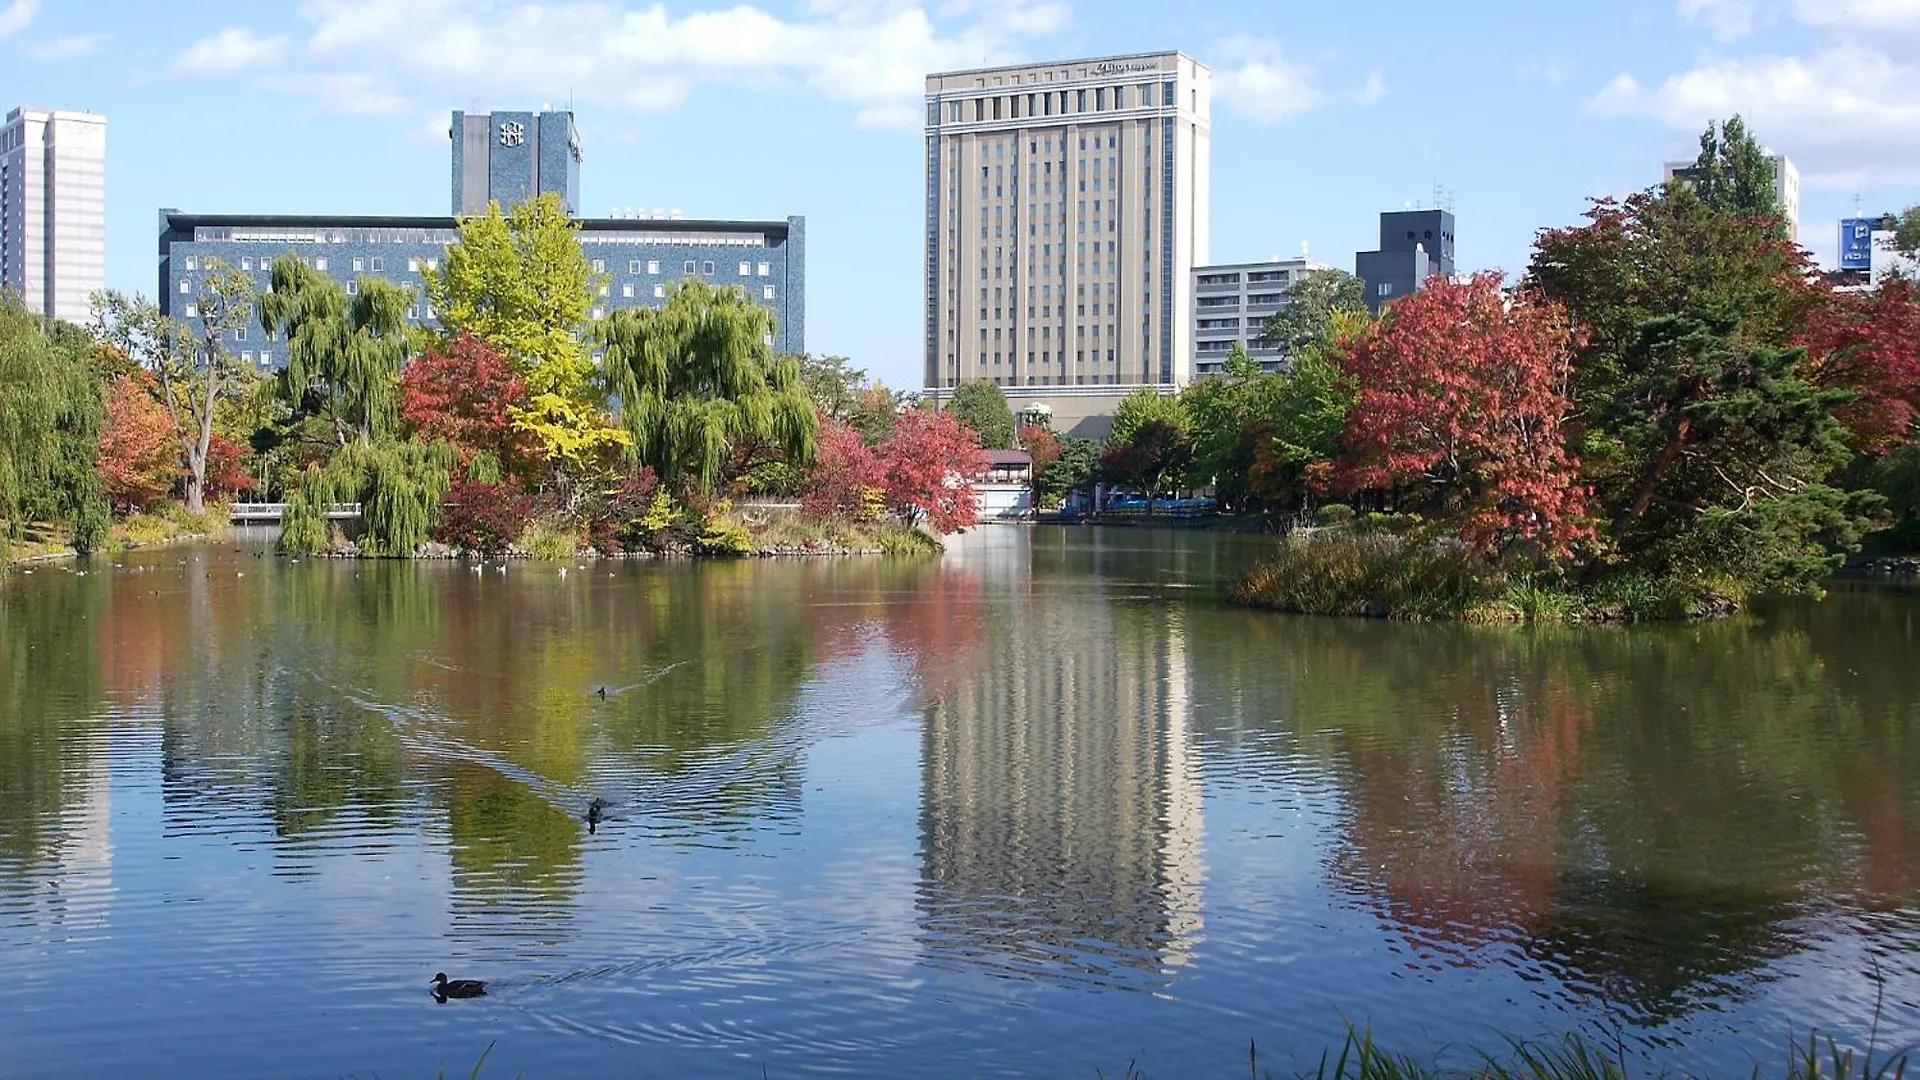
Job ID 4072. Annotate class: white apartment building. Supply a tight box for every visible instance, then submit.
[1663,152,1800,243]
[924,52,1211,437]
[1191,258,1330,377]
[1,108,106,324]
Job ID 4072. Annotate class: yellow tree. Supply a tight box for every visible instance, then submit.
[423,194,626,498]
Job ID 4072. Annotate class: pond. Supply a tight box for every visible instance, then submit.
[1,527,1916,1079]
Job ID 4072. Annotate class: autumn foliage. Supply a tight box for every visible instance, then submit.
[398,333,532,471]
[1796,278,1920,454]
[802,418,883,522]
[97,374,179,513]
[804,409,989,533]
[203,434,253,500]
[1337,272,1593,562]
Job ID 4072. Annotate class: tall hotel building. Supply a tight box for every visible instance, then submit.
[1,107,107,324]
[924,53,1211,436]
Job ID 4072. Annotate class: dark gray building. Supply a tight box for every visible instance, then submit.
[1355,209,1454,313]
[451,109,581,215]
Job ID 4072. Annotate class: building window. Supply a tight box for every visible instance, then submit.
[184,303,198,317]
[739,261,752,276]
[352,258,364,272]
[683,260,696,274]
[622,284,634,298]
[241,256,254,271]
[242,351,253,363]
[370,257,384,272]
[593,259,606,273]
[592,307,605,320]
[183,256,198,271]
[598,284,609,296]
[756,262,770,277]
[762,285,775,300]
[314,257,327,271]
[179,280,191,294]
[408,257,420,272]
[653,284,665,298]
[425,305,435,320]
[702,260,715,275]
[1378,283,1393,296]
[648,260,660,274]
[234,327,246,342]
[407,306,418,319]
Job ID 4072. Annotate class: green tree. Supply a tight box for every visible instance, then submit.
[1033,434,1099,508]
[1677,115,1782,227]
[424,193,627,479]
[797,354,867,419]
[94,263,258,515]
[1107,386,1187,447]
[259,257,416,446]
[945,379,1017,449]
[1180,344,1353,513]
[1531,179,1879,594]
[1891,206,1920,260]
[0,297,107,554]
[597,278,816,496]
[1259,268,1368,354]
[279,438,457,556]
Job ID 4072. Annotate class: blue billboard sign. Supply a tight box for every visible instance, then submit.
[1842,218,1878,271]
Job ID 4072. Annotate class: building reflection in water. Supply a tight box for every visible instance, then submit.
[914,534,1203,985]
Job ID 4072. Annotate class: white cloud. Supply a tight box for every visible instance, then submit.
[1791,0,1920,31]
[243,0,1070,124]
[1517,55,1576,86]
[1596,3,1920,184]
[0,0,37,39]
[261,72,409,116]
[24,33,102,60]
[176,27,288,72]
[1213,38,1323,123]
[1360,69,1388,104]
[1678,0,1769,40]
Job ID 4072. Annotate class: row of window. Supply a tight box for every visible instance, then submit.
[588,258,773,277]
[180,254,776,279]
[941,81,1175,125]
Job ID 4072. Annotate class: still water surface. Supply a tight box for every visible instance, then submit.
[2,527,1917,1079]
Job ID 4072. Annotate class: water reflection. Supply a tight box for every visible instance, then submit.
[916,537,1205,986]
[1,535,1917,1080]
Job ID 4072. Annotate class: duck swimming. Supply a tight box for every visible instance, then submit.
[430,973,486,1000]
[586,798,608,834]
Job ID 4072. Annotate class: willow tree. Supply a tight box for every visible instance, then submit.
[259,257,414,445]
[1,296,108,554]
[597,279,816,495]
[279,438,456,556]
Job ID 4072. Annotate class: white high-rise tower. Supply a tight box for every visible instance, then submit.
[924,53,1211,436]
[1,107,107,324]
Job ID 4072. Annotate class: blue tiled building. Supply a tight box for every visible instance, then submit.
[451,109,580,215]
[157,211,806,369]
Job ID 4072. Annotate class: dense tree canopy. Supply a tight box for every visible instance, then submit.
[1259,269,1368,355]
[1,297,107,552]
[1338,272,1592,562]
[945,380,1017,449]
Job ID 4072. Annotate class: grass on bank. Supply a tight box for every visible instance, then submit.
[1232,522,1743,623]
[502,509,945,561]
[109,502,231,550]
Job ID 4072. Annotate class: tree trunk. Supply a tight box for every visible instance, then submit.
[1623,414,1692,525]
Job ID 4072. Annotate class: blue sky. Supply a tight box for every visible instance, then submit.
[4,0,1917,390]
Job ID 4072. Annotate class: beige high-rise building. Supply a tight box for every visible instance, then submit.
[923,53,1211,438]
[1,108,107,324]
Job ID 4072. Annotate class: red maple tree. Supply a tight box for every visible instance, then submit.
[1338,271,1593,562]
[875,409,990,533]
[1796,277,1920,454]
[802,416,883,522]
[1019,424,1061,483]
[98,374,180,513]
[202,434,253,500]
[398,333,533,471]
